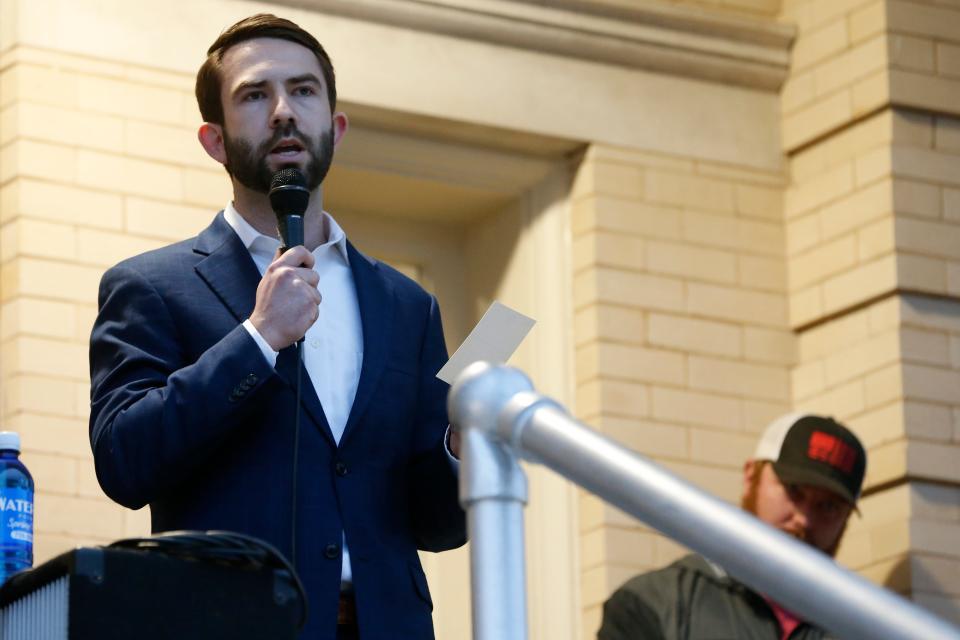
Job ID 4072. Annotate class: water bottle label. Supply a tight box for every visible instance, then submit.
[0,489,33,547]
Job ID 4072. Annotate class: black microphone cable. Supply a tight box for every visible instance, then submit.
[269,169,310,571]
[291,338,303,567]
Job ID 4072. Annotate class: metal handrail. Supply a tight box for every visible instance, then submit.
[449,362,960,640]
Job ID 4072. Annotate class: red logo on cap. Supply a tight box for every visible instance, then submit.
[807,431,856,473]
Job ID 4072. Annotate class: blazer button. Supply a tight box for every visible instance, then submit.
[245,373,258,385]
[324,544,340,559]
[335,461,348,477]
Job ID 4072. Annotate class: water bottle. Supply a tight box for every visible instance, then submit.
[0,431,33,585]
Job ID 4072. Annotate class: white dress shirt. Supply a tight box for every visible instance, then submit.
[223,203,362,585]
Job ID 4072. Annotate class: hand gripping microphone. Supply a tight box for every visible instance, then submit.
[269,168,310,251]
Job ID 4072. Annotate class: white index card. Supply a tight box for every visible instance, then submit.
[436,301,535,384]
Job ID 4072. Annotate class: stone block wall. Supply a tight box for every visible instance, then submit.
[572,145,792,636]
[781,0,960,625]
[0,45,219,559]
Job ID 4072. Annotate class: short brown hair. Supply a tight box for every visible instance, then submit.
[195,14,337,125]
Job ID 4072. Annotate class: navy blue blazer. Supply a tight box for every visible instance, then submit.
[89,213,466,639]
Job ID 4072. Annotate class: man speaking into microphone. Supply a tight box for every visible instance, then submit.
[88,14,466,639]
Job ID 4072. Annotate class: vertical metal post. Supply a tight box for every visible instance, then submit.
[462,430,527,640]
[450,363,533,640]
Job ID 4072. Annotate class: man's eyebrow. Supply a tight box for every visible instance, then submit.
[287,73,322,86]
[232,74,322,98]
[233,79,268,96]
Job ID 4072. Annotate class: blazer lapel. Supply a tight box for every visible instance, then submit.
[340,241,394,447]
[193,213,336,447]
[193,213,260,323]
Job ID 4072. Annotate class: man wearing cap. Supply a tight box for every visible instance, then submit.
[597,413,867,640]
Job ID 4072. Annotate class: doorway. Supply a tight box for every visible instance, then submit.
[327,106,583,640]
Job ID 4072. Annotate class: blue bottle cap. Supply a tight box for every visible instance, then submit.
[0,431,21,452]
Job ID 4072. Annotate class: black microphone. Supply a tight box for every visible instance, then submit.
[269,168,310,251]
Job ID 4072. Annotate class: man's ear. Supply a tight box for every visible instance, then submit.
[198,123,227,165]
[742,459,757,503]
[332,111,349,148]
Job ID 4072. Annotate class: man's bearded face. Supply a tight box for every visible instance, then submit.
[741,461,851,557]
[223,122,334,193]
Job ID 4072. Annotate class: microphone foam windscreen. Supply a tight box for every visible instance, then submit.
[270,168,307,191]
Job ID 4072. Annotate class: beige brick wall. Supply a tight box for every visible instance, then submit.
[842,480,960,622]
[782,0,960,625]
[779,0,960,150]
[891,112,960,298]
[779,0,888,150]
[793,297,956,473]
[784,110,899,327]
[0,46,216,561]
[571,145,792,637]
[887,0,960,115]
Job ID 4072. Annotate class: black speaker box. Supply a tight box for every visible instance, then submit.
[0,544,304,639]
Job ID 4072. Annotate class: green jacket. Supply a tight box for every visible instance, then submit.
[598,555,835,640]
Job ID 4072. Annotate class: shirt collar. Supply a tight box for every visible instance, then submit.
[222,202,349,263]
